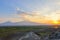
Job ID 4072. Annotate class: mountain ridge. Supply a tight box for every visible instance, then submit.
[0,21,42,26]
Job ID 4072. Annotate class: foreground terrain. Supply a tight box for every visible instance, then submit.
[0,25,60,40]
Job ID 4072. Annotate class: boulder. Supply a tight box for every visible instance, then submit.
[18,32,41,40]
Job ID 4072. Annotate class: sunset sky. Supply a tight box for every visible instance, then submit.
[0,0,60,24]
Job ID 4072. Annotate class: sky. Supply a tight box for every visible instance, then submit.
[0,0,60,24]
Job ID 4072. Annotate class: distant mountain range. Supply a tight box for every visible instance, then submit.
[0,21,43,26]
[0,10,51,26]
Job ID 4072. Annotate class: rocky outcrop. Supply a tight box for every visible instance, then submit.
[49,31,60,40]
[2,31,60,40]
[3,32,41,40]
[18,32,41,40]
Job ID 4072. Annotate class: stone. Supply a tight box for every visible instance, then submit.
[49,31,60,40]
[18,32,41,40]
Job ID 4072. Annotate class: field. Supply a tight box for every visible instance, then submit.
[0,26,50,37]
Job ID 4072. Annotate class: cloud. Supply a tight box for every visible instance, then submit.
[0,7,60,24]
[0,18,8,23]
[19,11,50,24]
[19,9,60,24]
[0,0,60,24]
[9,18,24,23]
[16,7,20,11]
[16,7,25,12]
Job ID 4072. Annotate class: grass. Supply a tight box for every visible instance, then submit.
[0,26,49,37]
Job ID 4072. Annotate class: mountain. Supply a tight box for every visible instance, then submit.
[0,21,42,26]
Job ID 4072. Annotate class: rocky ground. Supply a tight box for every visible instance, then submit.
[1,28,60,40]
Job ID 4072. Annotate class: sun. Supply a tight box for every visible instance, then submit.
[50,13,59,24]
[52,20,59,28]
[53,20,58,24]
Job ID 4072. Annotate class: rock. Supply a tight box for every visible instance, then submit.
[18,32,41,40]
[49,31,60,40]
[3,32,41,40]
[44,36,49,40]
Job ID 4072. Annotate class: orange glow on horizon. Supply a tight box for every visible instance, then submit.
[52,20,58,24]
[20,12,60,25]
[41,19,60,25]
